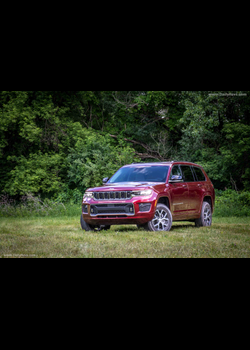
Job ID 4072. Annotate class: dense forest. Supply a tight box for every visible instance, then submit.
[0,91,250,203]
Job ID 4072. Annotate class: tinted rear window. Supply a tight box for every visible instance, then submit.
[193,167,206,181]
[180,165,195,182]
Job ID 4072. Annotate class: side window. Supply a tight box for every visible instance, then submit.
[171,165,181,177]
[180,165,195,182]
[193,167,206,181]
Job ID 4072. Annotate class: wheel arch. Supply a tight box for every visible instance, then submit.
[157,196,171,212]
[202,195,213,213]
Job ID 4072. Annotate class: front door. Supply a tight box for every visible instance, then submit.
[169,165,189,218]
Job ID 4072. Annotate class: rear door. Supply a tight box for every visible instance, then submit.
[180,165,198,215]
[192,166,207,212]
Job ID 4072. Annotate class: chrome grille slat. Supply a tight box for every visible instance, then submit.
[115,192,120,199]
[93,191,132,200]
[104,192,110,200]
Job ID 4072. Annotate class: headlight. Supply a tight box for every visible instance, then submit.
[84,192,94,199]
[131,190,152,197]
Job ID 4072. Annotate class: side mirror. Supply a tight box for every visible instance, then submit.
[102,177,109,184]
[169,175,183,183]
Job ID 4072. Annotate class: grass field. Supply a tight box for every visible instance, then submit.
[0,216,250,258]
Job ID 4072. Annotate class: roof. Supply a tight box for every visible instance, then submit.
[124,161,203,167]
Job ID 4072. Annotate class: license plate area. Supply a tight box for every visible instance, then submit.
[90,203,134,216]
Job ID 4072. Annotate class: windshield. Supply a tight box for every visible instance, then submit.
[108,166,169,183]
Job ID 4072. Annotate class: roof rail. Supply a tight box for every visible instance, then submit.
[171,160,202,166]
[132,160,197,164]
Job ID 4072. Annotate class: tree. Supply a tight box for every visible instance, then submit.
[67,127,137,192]
[1,90,249,199]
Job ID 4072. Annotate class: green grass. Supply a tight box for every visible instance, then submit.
[0,216,250,258]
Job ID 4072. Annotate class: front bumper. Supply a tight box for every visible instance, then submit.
[82,197,157,226]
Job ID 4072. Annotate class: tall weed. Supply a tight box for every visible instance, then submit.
[0,193,68,217]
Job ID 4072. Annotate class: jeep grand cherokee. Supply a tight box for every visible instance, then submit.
[81,161,215,232]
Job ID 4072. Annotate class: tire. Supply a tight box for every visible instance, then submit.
[195,201,212,227]
[80,215,95,231]
[101,225,111,231]
[137,224,145,229]
[144,203,172,232]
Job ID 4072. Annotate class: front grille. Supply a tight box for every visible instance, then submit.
[90,204,134,216]
[93,191,132,200]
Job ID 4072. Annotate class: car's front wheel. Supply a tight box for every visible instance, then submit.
[101,225,111,231]
[144,203,172,232]
[80,215,95,231]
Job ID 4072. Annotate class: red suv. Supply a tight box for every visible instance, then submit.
[81,161,215,232]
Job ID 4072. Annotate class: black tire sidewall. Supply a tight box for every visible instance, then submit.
[80,215,93,231]
[102,225,111,231]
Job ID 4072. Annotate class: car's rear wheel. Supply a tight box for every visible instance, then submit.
[144,203,172,232]
[195,201,212,227]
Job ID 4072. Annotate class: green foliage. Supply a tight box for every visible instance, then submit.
[220,122,250,190]
[178,91,250,190]
[54,186,83,204]
[67,128,138,193]
[214,190,250,217]
[4,153,63,196]
[1,90,250,204]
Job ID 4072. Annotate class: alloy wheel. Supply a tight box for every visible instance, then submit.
[203,206,212,226]
[152,208,170,231]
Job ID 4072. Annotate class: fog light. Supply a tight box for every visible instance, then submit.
[82,205,88,213]
[139,203,151,212]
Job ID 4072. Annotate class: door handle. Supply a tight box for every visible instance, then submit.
[198,184,203,187]
[182,184,187,188]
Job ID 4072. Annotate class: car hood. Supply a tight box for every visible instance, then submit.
[87,182,165,192]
